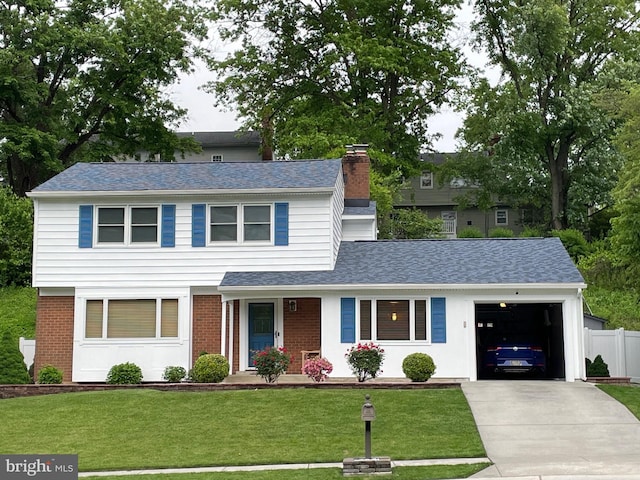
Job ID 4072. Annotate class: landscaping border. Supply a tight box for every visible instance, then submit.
[0,381,460,399]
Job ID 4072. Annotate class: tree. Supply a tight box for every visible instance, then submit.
[454,0,639,230]
[207,0,465,179]
[0,329,31,384]
[379,207,444,239]
[0,0,209,196]
[0,187,33,287]
[609,84,640,285]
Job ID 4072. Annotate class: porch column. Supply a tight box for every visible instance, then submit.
[228,301,235,375]
[220,300,227,357]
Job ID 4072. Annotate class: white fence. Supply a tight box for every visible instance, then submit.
[19,337,35,369]
[584,328,640,383]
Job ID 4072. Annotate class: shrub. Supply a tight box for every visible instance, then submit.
[457,227,483,238]
[586,355,610,377]
[37,365,63,384]
[519,226,545,237]
[252,347,292,383]
[106,362,143,384]
[191,354,229,383]
[162,366,187,383]
[551,228,589,262]
[402,353,436,382]
[345,342,385,382]
[302,356,333,382]
[0,329,30,384]
[488,227,514,238]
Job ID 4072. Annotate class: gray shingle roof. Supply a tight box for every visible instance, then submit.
[343,201,377,216]
[32,159,342,193]
[220,237,585,288]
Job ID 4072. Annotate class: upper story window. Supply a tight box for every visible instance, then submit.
[97,206,158,245]
[420,172,433,189]
[496,209,508,226]
[209,204,271,243]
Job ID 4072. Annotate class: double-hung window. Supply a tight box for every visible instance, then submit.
[97,206,158,245]
[85,298,178,339]
[209,204,271,243]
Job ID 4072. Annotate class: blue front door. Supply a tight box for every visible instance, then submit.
[248,302,275,365]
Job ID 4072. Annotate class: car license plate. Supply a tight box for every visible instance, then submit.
[506,360,522,366]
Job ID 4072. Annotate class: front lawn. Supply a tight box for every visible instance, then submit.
[598,384,640,419]
[0,388,485,472]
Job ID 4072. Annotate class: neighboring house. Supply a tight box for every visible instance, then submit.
[397,153,530,237]
[584,313,607,330]
[28,148,587,383]
[133,131,269,163]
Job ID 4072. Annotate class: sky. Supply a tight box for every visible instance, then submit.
[169,2,487,153]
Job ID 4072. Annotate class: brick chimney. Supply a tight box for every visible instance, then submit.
[342,144,370,207]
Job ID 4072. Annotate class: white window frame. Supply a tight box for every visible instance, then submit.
[84,298,179,340]
[211,154,223,162]
[420,172,433,189]
[208,203,273,245]
[357,297,431,344]
[495,209,508,226]
[95,205,160,246]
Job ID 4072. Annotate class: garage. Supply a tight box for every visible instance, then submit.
[476,303,565,380]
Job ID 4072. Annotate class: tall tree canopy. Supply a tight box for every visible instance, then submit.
[0,0,209,196]
[453,0,640,230]
[207,0,465,178]
[609,84,640,282]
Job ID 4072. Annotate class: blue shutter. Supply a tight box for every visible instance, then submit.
[274,202,289,246]
[431,297,447,343]
[341,297,356,343]
[78,205,93,248]
[161,204,176,248]
[192,204,206,247]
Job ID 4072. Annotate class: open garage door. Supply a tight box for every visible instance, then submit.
[476,303,565,380]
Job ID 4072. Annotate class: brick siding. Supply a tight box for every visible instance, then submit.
[283,298,321,373]
[342,152,370,201]
[34,295,74,383]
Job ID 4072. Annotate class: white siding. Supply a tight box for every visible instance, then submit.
[342,217,377,241]
[331,175,344,264]
[72,287,191,382]
[33,193,335,288]
[320,288,583,381]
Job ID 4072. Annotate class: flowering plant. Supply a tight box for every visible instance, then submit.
[345,342,385,382]
[302,356,333,382]
[252,346,293,383]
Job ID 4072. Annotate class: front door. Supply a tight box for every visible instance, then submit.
[248,302,275,365]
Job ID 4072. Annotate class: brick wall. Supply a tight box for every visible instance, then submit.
[283,298,321,373]
[34,295,74,383]
[192,295,222,365]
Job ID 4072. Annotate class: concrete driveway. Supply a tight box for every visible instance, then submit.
[461,381,640,477]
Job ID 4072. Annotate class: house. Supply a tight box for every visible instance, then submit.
[28,147,587,382]
[396,153,530,237]
[132,131,269,163]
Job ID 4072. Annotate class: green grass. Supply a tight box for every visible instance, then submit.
[82,464,491,479]
[0,389,485,472]
[0,286,36,338]
[598,384,640,419]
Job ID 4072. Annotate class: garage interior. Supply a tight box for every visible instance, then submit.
[476,303,565,380]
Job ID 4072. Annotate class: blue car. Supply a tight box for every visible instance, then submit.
[484,343,546,374]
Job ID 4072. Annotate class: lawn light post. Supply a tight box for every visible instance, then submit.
[361,394,376,458]
[342,394,391,476]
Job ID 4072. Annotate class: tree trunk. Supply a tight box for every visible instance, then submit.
[549,140,571,230]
